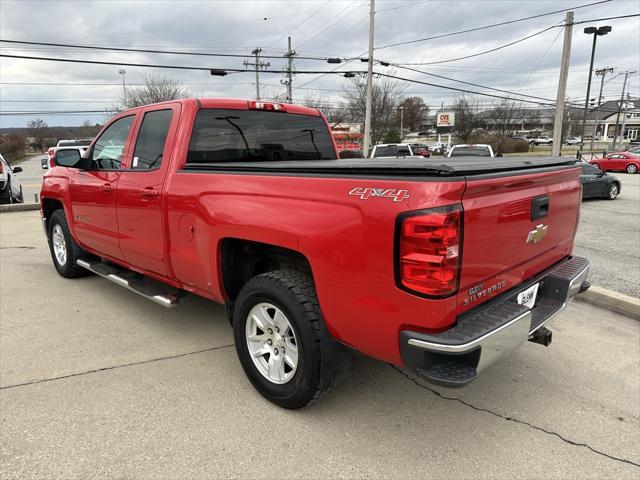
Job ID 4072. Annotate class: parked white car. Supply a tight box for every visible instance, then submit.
[564,137,582,145]
[447,144,495,157]
[531,136,553,146]
[369,144,415,158]
[0,153,23,204]
[428,142,449,154]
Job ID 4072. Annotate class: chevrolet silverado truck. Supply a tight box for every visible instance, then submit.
[40,98,590,409]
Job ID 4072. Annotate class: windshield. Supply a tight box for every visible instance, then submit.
[449,146,492,157]
[372,145,411,157]
[186,109,335,164]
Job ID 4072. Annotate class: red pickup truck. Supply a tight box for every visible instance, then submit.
[40,98,590,409]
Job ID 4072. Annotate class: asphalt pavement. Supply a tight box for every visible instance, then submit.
[1,210,639,479]
[574,173,640,298]
[12,153,46,203]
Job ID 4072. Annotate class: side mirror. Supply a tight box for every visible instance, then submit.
[11,166,22,173]
[55,149,83,168]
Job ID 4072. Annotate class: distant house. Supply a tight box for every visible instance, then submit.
[583,98,639,142]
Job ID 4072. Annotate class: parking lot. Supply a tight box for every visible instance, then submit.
[1,210,639,478]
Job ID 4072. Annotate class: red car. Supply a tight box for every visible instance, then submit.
[40,98,589,409]
[590,151,639,174]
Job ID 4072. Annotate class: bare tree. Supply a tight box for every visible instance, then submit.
[299,93,348,126]
[398,96,429,132]
[27,118,48,152]
[342,76,406,145]
[121,74,192,108]
[452,96,482,143]
[485,99,525,154]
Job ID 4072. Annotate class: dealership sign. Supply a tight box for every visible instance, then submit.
[436,112,455,127]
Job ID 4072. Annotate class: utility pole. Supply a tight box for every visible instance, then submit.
[612,71,635,150]
[399,106,404,141]
[244,48,270,100]
[589,67,614,152]
[282,36,296,102]
[552,12,573,157]
[362,0,375,157]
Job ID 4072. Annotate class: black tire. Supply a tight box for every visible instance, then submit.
[47,209,89,278]
[233,270,329,409]
[606,183,619,200]
[16,186,23,203]
[626,163,638,174]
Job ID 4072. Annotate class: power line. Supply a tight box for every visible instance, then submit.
[0,53,366,75]
[391,26,557,66]
[375,72,558,106]
[376,0,611,49]
[394,65,572,105]
[0,39,328,61]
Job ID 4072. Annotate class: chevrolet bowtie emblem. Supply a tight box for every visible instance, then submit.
[526,224,548,244]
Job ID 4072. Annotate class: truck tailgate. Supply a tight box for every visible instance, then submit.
[457,166,581,313]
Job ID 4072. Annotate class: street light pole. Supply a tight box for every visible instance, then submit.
[399,106,404,142]
[118,69,126,108]
[579,26,611,155]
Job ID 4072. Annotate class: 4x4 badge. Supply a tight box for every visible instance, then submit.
[526,224,548,244]
[348,187,410,202]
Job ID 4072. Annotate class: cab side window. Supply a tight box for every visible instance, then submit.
[91,115,134,170]
[582,164,600,175]
[132,109,173,170]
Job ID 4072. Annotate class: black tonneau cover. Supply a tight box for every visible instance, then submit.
[183,156,578,177]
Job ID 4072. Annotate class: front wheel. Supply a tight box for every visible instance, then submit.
[626,164,637,174]
[607,183,619,200]
[233,270,330,409]
[47,209,90,278]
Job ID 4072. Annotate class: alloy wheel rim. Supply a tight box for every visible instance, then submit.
[609,185,618,199]
[628,165,637,174]
[52,224,67,266]
[245,302,298,384]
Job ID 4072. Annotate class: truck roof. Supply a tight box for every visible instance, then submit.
[120,98,323,117]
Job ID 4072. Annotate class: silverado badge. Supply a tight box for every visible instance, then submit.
[526,224,548,244]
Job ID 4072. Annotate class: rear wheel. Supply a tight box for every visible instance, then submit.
[607,183,619,200]
[626,164,637,174]
[47,209,90,278]
[233,270,332,409]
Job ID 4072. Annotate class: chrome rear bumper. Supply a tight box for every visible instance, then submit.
[399,256,590,387]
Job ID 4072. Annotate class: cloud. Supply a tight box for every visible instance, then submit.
[1,0,638,127]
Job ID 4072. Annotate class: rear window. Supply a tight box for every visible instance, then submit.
[373,145,412,157]
[186,109,335,164]
[449,146,492,157]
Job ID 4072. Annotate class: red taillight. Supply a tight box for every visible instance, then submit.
[0,162,3,173]
[48,148,55,159]
[248,101,286,112]
[396,205,462,297]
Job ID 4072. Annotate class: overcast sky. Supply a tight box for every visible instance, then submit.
[1,0,639,128]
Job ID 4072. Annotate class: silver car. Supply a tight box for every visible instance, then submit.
[0,154,23,204]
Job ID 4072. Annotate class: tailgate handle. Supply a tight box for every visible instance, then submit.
[531,195,549,221]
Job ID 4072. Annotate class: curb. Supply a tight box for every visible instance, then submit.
[0,203,40,213]
[576,285,640,321]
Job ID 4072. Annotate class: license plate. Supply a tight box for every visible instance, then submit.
[517,283,539,309]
